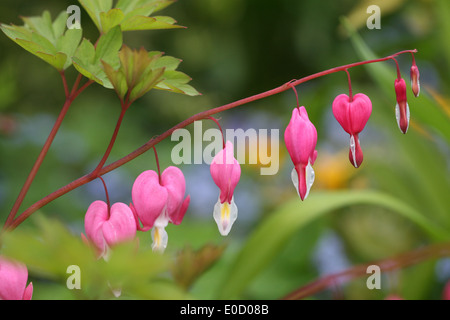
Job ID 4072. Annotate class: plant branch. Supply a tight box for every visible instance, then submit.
[3,73,93,230]
[90,105,128,178]
[282,242,450,300]
[5,49,417,231]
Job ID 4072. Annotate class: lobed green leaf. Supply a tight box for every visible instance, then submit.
[0,11,82,71]
[73,26,123,88]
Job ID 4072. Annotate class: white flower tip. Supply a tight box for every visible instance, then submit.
[349,135,358,168]
[213,197,238,236]
[290,163,315,201]
[395,102,410,134]
[151,226,168,253]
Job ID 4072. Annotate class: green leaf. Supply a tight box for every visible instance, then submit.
[121,15,183,31]
[73,26,123,88]
[172,244,227,290]
[129,67,165,101]
[116,0,175,15]
[102,60,128,98]
[78,0,113,31]
[79,0,181,33]
[156,70,201,96]
[103,45,199,101]
[0,215,187,299]
[99,9,126,34]
[218,190,449,299]
[0,11,82,71]
[94,25,122,66]
[56,29,83,70]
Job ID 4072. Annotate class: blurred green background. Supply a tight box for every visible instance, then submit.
[0,0,449,300]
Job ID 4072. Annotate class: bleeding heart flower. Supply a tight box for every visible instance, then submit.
[0,256,33,300]
[210,140,241,236]
[394,78,410,134]
[332,93,372,168]
[83,201,137,258]
[284,106,318,200]
[131,166,190,252]
[410,62,420,98]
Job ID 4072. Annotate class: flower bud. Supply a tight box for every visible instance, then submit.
[210,141,241,236]
[284,106,318,200]
[410,64,420,97]
[394,78,410,134]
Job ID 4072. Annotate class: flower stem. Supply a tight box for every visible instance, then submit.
[289,82,300,109]
[90,105,128,178]
[153,146,162,184]
[3,73,92,230]
[207,116,225,149]
[391,57,402,79]
[4,49,417,231]
[282,241,450,300]
[98,176,111,217]
[345,69,353,102]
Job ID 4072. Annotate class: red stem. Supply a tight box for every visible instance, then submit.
[282,241,450,300]
[3,73,93,229]
[289,82,300,109]
[153,146,162,184]
[60,71,69,98]
[4,49,417,231]
[98,176,111,217]
[391,57,402,79]
[345,69,353,102]
[90,105,128,178]
[207,116,225,149]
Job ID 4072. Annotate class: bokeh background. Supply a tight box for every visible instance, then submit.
[0,0,449,299]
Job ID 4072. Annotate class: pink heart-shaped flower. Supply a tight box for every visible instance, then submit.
[0,256,33,300]
[332,93,372,168]
[332,93,372,135]
[84,201,137,254]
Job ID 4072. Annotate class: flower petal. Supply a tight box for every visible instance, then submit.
[292,161,315,201]
[132,170,168,229]
[349,134,364,168]
[0,257,29,300]
[210,141,241,204]
[102,202,137,247]
[161,166,189,222]
[84,200,109,253]
[284,107,317,166]
[151,226,168,253]
[213,196,238,236]
[22,282,33,300]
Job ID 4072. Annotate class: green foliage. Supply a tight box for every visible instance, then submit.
[172,244,226,290]
[102,45,200,102]
[0,0,449,301]
[78,0,182,34]
[0,215,190,299]
[0,10,82,71]
[0,0,198,97]
[72,25,123,88]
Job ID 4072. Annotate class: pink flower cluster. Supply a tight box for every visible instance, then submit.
[284,60,419,198]
[82,140,241,255]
